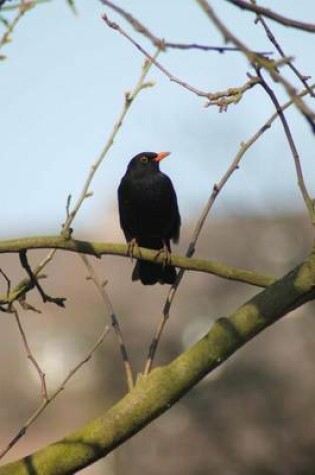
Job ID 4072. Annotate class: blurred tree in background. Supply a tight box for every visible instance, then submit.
[0,1,315,474]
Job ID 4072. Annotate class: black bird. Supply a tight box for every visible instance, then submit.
[118,151,181,285]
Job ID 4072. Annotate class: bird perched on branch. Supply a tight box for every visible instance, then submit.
[118,151,181,285]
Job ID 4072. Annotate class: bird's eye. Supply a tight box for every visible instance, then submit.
[139,156,148,164]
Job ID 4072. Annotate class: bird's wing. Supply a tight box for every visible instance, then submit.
[118,178,135,242]
[163,175,181,243]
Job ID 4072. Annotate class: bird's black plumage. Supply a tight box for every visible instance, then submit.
[118,151,181,285]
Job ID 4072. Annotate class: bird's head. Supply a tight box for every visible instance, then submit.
[126,151,170,176]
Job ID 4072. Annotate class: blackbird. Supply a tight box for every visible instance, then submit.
[118,151,181,285]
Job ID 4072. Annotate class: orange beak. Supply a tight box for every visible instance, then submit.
[154,151,171,162]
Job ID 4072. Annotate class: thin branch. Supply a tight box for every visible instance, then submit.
[19,250,66,307]
[0,268,12,311]
[0,1,32,53]
[101,0,272,55]
[0,0,52,11]
[250,0,314,97]
[256,71,315,224]
[195,0,315,132]
[0,322,110,460]
[11,306,48,400]
[225,0,315,34]
[61,53,157,233]
[102,13,260,109]
[0,267,11,298]
[79,254,134,391]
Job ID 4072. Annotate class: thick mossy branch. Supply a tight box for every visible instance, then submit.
[1,251,314,475]
[0,236,274,303]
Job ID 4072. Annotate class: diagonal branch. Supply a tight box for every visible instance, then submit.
[250,0,314,97]
[195,0,315,132]
[257,71,315,225]
[225,0,315,33]
[79,254,134,391]
[0,1,33,54]
[1,250,314,474]
[11,306,48,400]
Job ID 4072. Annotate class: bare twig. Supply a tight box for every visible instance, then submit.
[225,0,315,33]
[19,250,66,307]
[0,322,110,460]
[0,268,11,311]
[195,0,315,132]
[12,306,48,400]
[101,0,272,55]
[257,70,315,224]
[15,249,56,304]
[0,0,52,11]
[0,267,11,298]
[102,13,260,109]
[250,0,314,97]
[0,1,33,53]
[79,254,134,391]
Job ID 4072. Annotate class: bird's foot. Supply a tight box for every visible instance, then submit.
[127,238,140,262]
[154,242,172,267]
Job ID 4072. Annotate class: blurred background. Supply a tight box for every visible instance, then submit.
[0,1,315,474]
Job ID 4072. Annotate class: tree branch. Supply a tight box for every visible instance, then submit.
[195,0,315,132]
[100,0,271,55]
[0,323,110,460]
[0,1,33,58]
[0,0,52,11]
[79,254,134,391]
[19,250,66,307]
[225,0,315,33]
[102,12,260,109]
[250,0,314,97]
[257,71,315,225]
[0,235,276,299]
[11,305,48,400]
[1,250,314,474]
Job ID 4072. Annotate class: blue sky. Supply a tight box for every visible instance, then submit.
[1,0,314,238]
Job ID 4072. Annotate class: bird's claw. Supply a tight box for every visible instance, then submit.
[154,242,172,267]
[127,238,140,262]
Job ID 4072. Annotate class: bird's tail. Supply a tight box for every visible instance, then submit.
[132,238,177,285]
[132,260,177,285]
